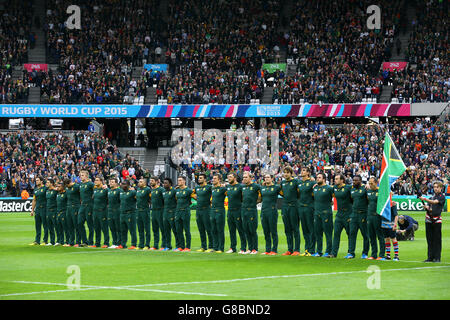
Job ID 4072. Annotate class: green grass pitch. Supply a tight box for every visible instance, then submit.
[0,211,449,300]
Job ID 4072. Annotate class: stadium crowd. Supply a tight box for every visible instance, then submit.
[41,0,160,104]
[0,0,447,104]
[152,0,282,104]
[391,0,449,103]
[0,0,33,104]
[0,131,146,197]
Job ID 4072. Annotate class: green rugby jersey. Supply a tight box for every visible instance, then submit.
[367,188,379,216]
[46,188,58,210]
[162,188,177,210]
[107,187,121,209]
[66,183,80,206]
[93,187,108,210]
[313,184,334,213]
[333,184,353,212]
[34,186,47,208]
[56,191,67,213]
[175,187,193,209]
[194,184,212,208]
[297,179,314,206]
[150,186,165,209]
[211,185,227,209]
[226,183,243,209]
[136,186,151,210]
[261,184,281,210]
[119,189,136,212]
[280,178,299,205]
[80,181,94,205]
[241,183,261,209]
[350,185,368,214]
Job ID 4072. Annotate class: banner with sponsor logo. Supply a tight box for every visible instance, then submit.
[262,63,286,73]
[0,198,33,213]
[143,64,168,74]
[382,62,408,72]
[332,195,449,212]
[0,104,411,118]
[23,63,48,73]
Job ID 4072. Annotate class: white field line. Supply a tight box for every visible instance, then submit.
[2,265,448,297]
[1,280,227,297]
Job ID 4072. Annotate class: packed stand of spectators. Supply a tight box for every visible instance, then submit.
[151,0,283,103]
[171,117,449,196]
[390,0,449,103]
[0,131,147,197]
[41,0,163,104]
[0,0,33,104]
[275,0,406,104]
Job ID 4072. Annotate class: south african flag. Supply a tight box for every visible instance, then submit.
[377,132,406,220]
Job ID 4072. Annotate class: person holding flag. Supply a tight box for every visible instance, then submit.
[377,131,407,261]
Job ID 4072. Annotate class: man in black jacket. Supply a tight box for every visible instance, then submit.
[420,181,445,263]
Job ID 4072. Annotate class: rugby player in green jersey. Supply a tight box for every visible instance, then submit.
[193,174,213,252]
[45,178,57,246]
[78,170,94,246]
[55,181,68,246]
[107,177,121,248]
[136,178,151,250]
[297,167,315,256]
[312,172,334,257]
[226,172,246,254]
[241,171,261,254]
[162,178,178,251]
[64,178,80,247]
[330,174,352,258]
[210,174,227,253]
[175,176,194,252]
[346,175,370,259]
[30,177,47,245]
[149,177,165,250]
[92,176,109,248]
[260,174,281,255]
[119,180,137,249]
[366,177,386,260]
[280,166,300,256]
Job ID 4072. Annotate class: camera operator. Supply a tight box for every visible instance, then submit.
[420,181,445,263]
[397,215,418,241]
